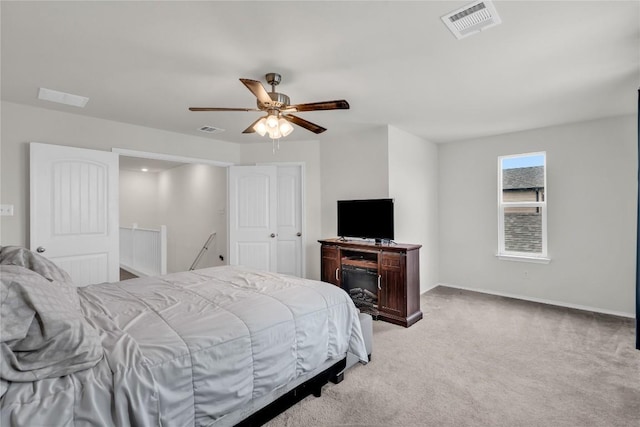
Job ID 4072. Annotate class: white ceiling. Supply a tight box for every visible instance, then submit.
[1,1,638,144]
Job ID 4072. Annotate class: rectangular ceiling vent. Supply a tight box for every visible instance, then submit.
[198,125,225,134]
[38,87,89,108]
[441,0,502,40]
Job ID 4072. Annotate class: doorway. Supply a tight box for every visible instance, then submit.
[117,150,230,275]
[116,150,306,278]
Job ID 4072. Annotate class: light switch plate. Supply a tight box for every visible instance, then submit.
[0,204,14,216]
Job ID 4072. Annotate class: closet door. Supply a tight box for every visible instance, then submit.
[228,164,304,276]
[276,165,303,277]
[228,165,278,271]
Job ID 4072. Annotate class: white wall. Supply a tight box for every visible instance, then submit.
[438,115,637,316]
[319,126,390,238]
[119,169,160,228]
[388,126,439,292]
[157,164,227,273]
[0,101,240,246]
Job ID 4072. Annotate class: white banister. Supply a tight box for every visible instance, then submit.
[120,224,167,277]
[159,225,167,275]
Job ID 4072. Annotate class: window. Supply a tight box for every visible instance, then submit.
[497,152,549,262]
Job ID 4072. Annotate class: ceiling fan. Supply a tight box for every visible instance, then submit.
[189,73,349,138]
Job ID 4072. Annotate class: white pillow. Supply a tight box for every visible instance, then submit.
[0,246,74,286]
[0,265,103,381]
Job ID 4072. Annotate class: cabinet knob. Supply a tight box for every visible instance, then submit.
[36,246,46,253]
[270,233,276,238]
[296,232,302,237]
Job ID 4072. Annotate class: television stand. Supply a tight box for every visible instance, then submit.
[319,238,423,327]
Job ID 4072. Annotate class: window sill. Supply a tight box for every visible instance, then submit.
[496,254,551,264]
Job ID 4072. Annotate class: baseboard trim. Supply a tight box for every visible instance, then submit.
[434,282,635,319]
[421,283,440,294]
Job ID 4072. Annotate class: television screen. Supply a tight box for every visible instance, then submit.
[337,199,394,241]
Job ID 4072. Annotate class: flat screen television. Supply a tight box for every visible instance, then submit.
[337,198,394,242]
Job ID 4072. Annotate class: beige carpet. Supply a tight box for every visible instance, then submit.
[266,286,640,427]
[119,268,138,281]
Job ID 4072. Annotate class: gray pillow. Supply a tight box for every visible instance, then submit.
[0,265,103,381]
[0,246,74,286]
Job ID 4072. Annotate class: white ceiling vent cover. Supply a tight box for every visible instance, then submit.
[198,125,225,134]
[441,0,502,40]
[38,87,89,108]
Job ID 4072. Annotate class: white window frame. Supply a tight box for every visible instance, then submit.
[497,152,550,264]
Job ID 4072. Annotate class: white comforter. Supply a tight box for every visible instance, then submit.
[1,265,368,426]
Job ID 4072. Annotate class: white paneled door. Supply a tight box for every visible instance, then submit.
[228,164,304,276]
[276,165,303,277]
[30,142,119,286]
[229,166,278,272]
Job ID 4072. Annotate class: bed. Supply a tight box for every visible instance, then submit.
[0,246,369,426]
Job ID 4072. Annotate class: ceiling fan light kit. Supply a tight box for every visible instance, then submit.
[189,72,349,146]
[253,118,268,136]
[278,118,294,136]
[251,110,293,140]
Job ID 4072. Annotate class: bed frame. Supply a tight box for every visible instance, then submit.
[234,358,346,426]
[227,312,372,426]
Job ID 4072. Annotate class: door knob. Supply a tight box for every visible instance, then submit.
[270,233,276,238]
[36,246,46,253]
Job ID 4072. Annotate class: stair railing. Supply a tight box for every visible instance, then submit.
[190,232,217,271]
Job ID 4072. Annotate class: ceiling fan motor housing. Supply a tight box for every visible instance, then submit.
[257,92,290,110]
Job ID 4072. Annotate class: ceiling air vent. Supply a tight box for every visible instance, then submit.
[441,0,502,40]
[38,87,89,108]
[198,125,224,134]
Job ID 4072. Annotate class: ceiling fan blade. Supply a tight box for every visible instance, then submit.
[283,114,327,134]
[288,100,350,112]
[239,78,272,105]
[242,116,266,134]
[189,107,259,112]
